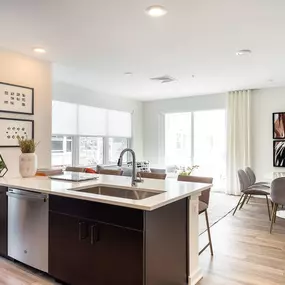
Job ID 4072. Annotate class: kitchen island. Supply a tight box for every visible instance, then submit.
[0,174,211,285]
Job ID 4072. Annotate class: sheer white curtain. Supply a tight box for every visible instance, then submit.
[226,90,251,195]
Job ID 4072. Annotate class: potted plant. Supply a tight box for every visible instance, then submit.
[17,136,38,177]
[179,165,199,176]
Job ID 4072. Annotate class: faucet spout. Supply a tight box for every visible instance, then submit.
[118,148,141,186]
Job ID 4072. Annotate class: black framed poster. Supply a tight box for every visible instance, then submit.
[0,82,34,115]
[0,117,34,147]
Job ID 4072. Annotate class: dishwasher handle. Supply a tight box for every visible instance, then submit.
[6,191,48,202]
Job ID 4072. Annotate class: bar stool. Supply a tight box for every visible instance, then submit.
[178,175,214,256]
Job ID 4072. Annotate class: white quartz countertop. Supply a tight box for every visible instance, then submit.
[0,175,211,211]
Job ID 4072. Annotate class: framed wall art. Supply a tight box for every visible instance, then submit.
[273,140,285,167]
[0,118,34,147]
[0,82,34,115]
[273,112,285,139]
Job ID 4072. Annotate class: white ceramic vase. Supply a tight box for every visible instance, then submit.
[19,153,37,178]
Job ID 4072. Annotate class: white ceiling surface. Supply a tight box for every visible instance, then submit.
[0,0,285,101]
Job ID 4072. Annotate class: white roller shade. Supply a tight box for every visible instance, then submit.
[52,101,77,135]
[107,110,132,138]
[78,105,107,136]
[52,101,132,138]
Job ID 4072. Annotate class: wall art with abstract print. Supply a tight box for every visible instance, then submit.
[273,140,285,167]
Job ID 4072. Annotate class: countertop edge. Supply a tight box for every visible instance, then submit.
[0,178,211,211]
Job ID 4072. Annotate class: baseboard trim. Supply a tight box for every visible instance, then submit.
[188,268,203,285]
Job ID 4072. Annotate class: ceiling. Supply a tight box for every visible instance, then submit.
[1,0,285,101]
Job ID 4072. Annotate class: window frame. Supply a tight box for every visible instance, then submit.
[51,134,132,168]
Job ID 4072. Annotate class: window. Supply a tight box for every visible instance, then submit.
[51,136,73,167]
[79,137,103,166]
[193,110,226,191]
[108,138,129,164]
[165,110,226,191]
[165,113,191,166]
[52,101,132,167]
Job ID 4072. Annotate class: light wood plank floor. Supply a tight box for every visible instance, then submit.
[198,197,285,285]
[0,196,285,285]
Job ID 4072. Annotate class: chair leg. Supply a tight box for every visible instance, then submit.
[246,194,251,204]
[239,194,248,210]
[274,204,278,223]
[205,210,213,256]
[270,203,277,233]
[265,195,271,221]
[233,194,245,216]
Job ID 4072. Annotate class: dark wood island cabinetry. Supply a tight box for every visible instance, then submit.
[0,186,7,257]
[49,195,188,285]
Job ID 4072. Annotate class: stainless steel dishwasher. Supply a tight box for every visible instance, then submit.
[7,188,49,272]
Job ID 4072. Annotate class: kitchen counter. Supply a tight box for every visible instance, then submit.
[0,174,208,285]
[0,174,210,211]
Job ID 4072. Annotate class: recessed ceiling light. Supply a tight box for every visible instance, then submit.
[124,72,133,76]
[33,47,46,54]
[145,5,168,17]
[236,49,252,56]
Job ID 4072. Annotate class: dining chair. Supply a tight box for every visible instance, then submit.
[269,177,285,233]
[139,172,166,180]
[245,167,270,188]
[245,167,270,204]
[150,168,166,174]
[178,175,214,256]
[65,166,86,173]
[98,169,122,176]
[233,169,271,220]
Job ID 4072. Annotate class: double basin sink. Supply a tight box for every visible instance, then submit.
[72,186,163,200]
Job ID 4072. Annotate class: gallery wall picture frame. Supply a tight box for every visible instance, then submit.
[0,82,34,115]
[0,117,34,148]
[273,140,285,167]
[273,112,285,139]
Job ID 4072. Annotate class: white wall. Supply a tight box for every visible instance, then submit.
[143,86,285,181]
[143,93,226,165]
[0,49,52,177]
[53,81,143,160]
[251,87,285,180]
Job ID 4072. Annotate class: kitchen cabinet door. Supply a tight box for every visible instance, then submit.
[91,222,143,285]
[49,212,99,285]
[49,211,143,285]
[0,187,7,257]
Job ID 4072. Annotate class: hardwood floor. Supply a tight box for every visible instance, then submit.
[0,196,284,285]
[0,258,57,285]
[198,197,285,285]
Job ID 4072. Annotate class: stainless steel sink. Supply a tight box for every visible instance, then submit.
[74,186,161,200]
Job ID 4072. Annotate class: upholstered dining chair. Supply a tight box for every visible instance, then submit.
[139,172,166,180]
[245,167,270,188]
[233,169,271,220]
[178,175,214,256]
[270,177,285,233]
[65,166,86,173]
[150,168,166,174]
[98,169,122,176]
[245,167,270,204]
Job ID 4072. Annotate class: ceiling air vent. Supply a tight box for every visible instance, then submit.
[150,75,176,84]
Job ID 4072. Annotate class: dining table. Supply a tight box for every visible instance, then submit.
[264,172,285,219]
